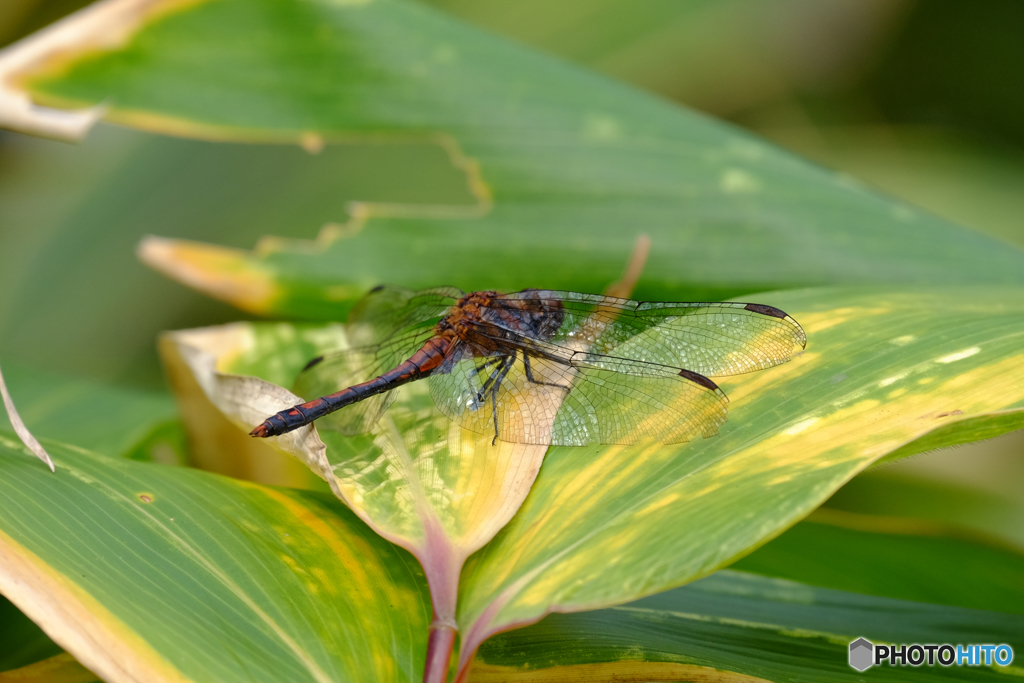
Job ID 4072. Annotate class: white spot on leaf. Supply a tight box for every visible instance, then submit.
[879,372,907,387]
[783,418,819,435]
[936,347,981,364]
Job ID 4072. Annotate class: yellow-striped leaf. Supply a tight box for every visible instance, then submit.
[0,435,431,683]
[158,286,1024,678]
[454,287,1024,674]
[160,321,548,672]
[0,653,97,683]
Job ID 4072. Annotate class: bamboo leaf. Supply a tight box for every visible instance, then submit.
[734,510,1024,614]
[158,285,1024,677]
[824,465,1024,550]
[471,570,1024,682]
[159,328,325,487]
[0,435,431,683]
[160,321,549,669]
[455,287,1024,673]
[0,0,1019,319]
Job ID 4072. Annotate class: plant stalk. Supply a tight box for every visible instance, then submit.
[419,517,463,683]
[422,619,457,683]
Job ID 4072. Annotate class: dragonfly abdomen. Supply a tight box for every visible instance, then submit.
[250,335,452,438]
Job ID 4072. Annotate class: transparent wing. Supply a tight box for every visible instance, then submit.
[490,290,806,378]
[292,326,436,435]
[429,348,727,446]
[290,284,460,434]
[429,346,571,446]
[552,358,728,446]
[346,285,463,347]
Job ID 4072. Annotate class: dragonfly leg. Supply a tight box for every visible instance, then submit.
[522,352,570,390]
[471,357,504,401]
[471,357,503,378]
[477,356,509,397]
[490,354,515,445]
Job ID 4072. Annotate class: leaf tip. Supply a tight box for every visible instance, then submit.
[0,362,56,472]
[137,235,279,314]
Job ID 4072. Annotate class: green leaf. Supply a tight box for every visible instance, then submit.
[0,434,431,683]
[159,332,328,487]
[160,321,550,671]
[455,287,1024,672]
[733,511,1024,614]
[0,595,63,672]
[2,0,1021,321]
[471,570,1024,682]
[824,465,1024,549]
[873,409,1024,467]
[0,122,476,386]
[159,286,1024,677]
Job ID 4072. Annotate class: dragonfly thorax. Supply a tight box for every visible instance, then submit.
[438,290,565,351]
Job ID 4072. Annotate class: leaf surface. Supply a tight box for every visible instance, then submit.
[734,510,1024,614]
[0,653,98,683]
[0,435,431,683]
[471,570,1024,682]
[158,286,1024,676]
[1,0,1021,318]
[160,321,549,663]
[824,465,1024,549]
[455,286,1024,671]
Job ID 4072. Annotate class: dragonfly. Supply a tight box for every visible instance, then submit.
[250,286,806,446]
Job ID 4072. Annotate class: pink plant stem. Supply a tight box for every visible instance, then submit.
[420,517,463,683]
[422,621,457,683]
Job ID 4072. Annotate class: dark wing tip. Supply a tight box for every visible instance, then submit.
[302,355,325,372]
[678,368,720,392]
[369,284,386,293]
[744,303,788,319]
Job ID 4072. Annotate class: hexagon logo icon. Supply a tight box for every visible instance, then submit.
[849,637,874,671]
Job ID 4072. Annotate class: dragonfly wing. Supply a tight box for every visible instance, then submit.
[347,285,463,347]
[427,345,568,445]
[292,327,435,435]
[495,291,806,378]
[428,348,727,446]
[551,359,729,446]
[295,283,460,434]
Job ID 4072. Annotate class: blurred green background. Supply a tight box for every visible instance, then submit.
[1,0,1021,545]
